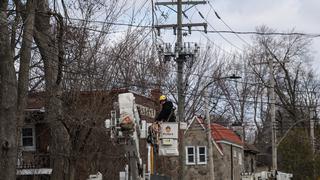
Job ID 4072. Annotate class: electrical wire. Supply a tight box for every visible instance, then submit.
[5,17,154,67]
[5,8,320,38]
[15,35,318,106]
[106,79,320,108]
[179,9,243,58]
[70,15,320,38]
[3,13,254,87]
[195,6,243,51]
[207,1,251,46]
[8,23,320,101]
[11,7,312,87]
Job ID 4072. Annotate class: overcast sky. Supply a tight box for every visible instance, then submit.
[154,0,320,71]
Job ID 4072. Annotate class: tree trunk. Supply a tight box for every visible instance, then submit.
[33,1,70,179]
[0,1,18,179]
[69,159,76,180]
[16,0,35,153]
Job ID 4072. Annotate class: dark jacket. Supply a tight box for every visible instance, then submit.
[156,100,176,122]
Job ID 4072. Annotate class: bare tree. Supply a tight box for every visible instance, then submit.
[31,1,69,179]
[13,2,36,165]
[245,26,319,176]
[0,1,18,179]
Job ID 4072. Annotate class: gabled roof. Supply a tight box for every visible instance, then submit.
[185,116,243,154]
[211,123,243,146]
[184,116,205,133]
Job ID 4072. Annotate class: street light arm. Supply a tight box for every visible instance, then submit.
[276,119,307,147]
[201,74,242,96]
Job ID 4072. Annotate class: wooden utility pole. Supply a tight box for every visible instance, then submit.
[310,107,316,179]
[154,1,207,180]
[205,90,215,180]
[254,55,278,173]
[176,2,185,178]
[257,44,285,174]
[176,0,183,125]
[268,57,277,172]
[155,1,207,124]
[310,107,316,155]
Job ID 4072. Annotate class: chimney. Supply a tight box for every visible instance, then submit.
[150,88,161,102]
[150,89,162,111]
[231,121,244,142]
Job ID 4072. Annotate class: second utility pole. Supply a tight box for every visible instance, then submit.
[205,90,215,180]
[268,57,277,172]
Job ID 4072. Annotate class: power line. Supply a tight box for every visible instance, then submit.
[5,8,320,38]
[5,7,320,39]
[5,20,240,88]
[6,17,155,68]
[207,1,251,46]
[197,30,243,58]
[67,25,126,34]
[8,23,320,100]
[5,11,320,104]
[110,79,320,107]
[68,17,151,28]
[70,16,320,39]
[180,10,242,58]
[195,6,243,51]
[191,29,320,38]
[66,17,320,38]
[16,25,320,99]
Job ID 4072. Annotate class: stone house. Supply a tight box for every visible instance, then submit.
[17,89,160,180]
[243,143,259,174]
[183,116,244,180]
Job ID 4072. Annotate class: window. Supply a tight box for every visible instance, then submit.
[21,126,35,151]
[186,146,207,165]
[197,146,207,164]
[238,152,242,165]
[186,146,196,165]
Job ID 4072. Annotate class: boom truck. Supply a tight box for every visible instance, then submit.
[105,93,181,180]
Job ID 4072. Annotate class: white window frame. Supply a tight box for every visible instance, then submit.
[21,125,36,151]
[197,146,207,165]
[185,146,196,165]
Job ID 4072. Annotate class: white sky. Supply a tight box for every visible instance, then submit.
[152,0,320,71]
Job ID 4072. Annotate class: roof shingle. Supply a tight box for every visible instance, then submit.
[211,123,243,146]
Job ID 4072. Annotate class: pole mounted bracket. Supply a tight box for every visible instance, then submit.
[154,23,207,36]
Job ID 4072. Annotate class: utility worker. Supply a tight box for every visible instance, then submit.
[155,95,176,122]
[147,95,175,151]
